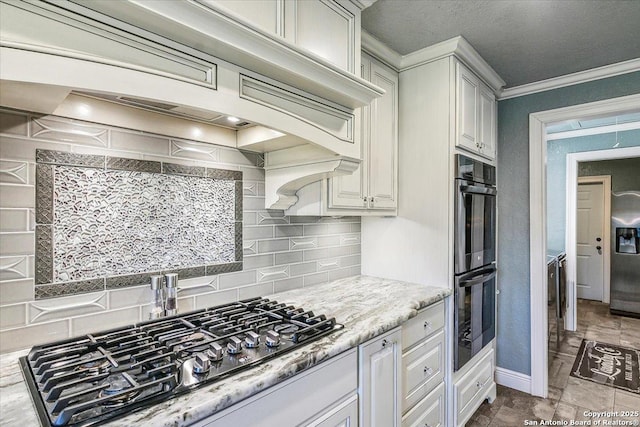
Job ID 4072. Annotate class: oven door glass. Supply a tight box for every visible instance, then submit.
[454,266,496,371]
[455,180,497,274]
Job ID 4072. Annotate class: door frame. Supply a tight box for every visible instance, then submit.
[573,175,611,306]
[528,93,640,398]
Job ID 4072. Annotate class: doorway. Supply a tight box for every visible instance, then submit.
[576,178,608,302]
[528,93,640,398]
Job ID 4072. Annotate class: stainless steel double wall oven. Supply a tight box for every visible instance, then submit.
[454,154,497,371]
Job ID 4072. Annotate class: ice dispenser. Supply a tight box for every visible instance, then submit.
[615,227,640,254]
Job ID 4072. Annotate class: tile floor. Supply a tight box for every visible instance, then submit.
[466,299,640,426]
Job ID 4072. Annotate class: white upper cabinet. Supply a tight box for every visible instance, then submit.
[455,61,497,160]
[208,0,282,35]
[329,52,398,212]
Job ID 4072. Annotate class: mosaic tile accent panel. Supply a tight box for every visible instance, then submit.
[34,150,242,298]
[52,166,235,282]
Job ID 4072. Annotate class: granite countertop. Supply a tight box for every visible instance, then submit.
[0,275,450,426]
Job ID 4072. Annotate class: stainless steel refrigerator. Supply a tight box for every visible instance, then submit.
[610,191,640,317]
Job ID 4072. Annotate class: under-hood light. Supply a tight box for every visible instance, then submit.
[227,116,240,123]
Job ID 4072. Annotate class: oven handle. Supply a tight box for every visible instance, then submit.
[458,267,497,287]
[460,184,497,196]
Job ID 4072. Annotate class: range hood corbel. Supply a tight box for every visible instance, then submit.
[264,156,360,210]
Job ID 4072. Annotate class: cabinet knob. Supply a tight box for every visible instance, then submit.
[423,366,433,376]
[476,381,483,389]
[423,321,431,330]
[381,339,388,348]
[369,196,374,204]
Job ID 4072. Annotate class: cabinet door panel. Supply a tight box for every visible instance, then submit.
[368,61,398,210]
[360,328,401,427]
[456,63,479,151]
[479,87,496,159]
[287,0,355,72]
[206,0,281,35]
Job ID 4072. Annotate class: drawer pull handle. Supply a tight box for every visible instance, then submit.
[476,381,483,389]
[423,366,433,376]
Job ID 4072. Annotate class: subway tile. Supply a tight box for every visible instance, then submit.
[29,291,107,323]
[303,224,329,236]
[220,149,263,167]
[244,226,274,240]
[347,244,361,255]
[218,270,256,289]
[350,223,361,232]
[256,182,265,196]
[0,160,29,184]
[243,181,258,196]
[243,212,257,225]
[0,136,72,161]
[303,248,329,261]
[275,225,303,237]
[256,211,288,224]
[0,256,29,281]
[176,280,218,298]
[288,216,323,224]
[317,258,341,271]
[257,238,290,253]
[274,251,303,265]
[327,246,351,258]
[289,261,317,277]
[340,254,361,267]
[244,240,257,255]
[0,319,69,353]
[0,279,34,304]
[328,266,359,281]
[243,196,266,211]
[304,271,329,287]
[290,237,317,250]
[28,209,36,231]
[35,279,105,299]
[0,303,26,329]
[110,130,170,155]
[71,307,139,337]
[171,266,206,280]
[274,277,303,293]
[317,235,341,248]
[340,234,361,245]
[238,282,274,300]
[327,223,351,234]
[170,139,220,162]
[177,297,196,314]
[32,117,108,147]
[109,286,150,309]
[242,254,274,270]
[36,149,105,168]
[0,110,29,136]
[238,166,265,181]
[195,289,238,309]
[0,184,35,208]
[257,265,289,283]
[0,232,34,256]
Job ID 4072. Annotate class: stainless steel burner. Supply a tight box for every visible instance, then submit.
[77,353,111,374]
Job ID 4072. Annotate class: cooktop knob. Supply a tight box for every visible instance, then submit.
[193,353,211,374]
[207,342,224,362]
[227,336,243,354]
[245,331,260,348]
[265,330,280,348]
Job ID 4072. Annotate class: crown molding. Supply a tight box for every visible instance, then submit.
[499,58,640,100]
[349,0,378,10]
[361,30,402,71]
[362,33,505,93]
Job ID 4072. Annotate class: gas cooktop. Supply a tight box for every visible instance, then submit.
[19,297,342,426]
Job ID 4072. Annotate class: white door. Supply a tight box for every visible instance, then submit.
[576,182,605,301]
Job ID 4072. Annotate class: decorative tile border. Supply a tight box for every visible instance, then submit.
[35,149,243,299]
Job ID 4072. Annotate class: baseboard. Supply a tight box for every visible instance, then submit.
[495,367,531,394]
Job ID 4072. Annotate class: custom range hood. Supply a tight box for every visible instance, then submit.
[0,0,381,210]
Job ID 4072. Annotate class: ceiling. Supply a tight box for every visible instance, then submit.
[362,0,640,88]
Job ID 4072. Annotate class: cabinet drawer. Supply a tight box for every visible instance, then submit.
[305,394,358,427]
[402,330,444,413]
[456,349,494,418]
[402,301,444,350]
[401,382,444,427]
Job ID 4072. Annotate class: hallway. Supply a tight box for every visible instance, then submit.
[467,299,640,426]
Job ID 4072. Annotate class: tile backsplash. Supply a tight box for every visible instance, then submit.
[0,108,361,354]
[35,150,242,298]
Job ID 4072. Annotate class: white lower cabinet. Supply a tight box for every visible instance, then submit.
[359,327,402,427]
[306,394,358,427]
[194,349,357,427]
[454,347,496,427]
[401,382,445,427]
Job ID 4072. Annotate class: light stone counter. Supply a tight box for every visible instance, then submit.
[0,275,450,426]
